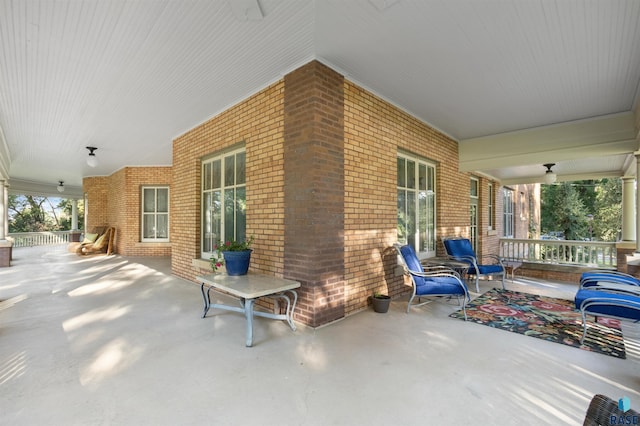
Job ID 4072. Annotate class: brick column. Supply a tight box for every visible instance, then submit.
[83,177,110,230]
[283,61,345,327]
[0,180,5,240]
[636,152,640,251]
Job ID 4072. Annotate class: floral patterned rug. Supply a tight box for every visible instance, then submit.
[449,288,626,359]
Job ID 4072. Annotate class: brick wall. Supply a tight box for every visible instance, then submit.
[169,60,480,326]
[343,80,467,313]
[171,81,285,282]
[83,176,109,231]
[109,169,126,253]
[83,167,172,256]
[283,61,345,326]
[477,176,499,257]
[84,60,512,327]
[479,180,538,258]
[491,183,539,259]
[119,167,172,256]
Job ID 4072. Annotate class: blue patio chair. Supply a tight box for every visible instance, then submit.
[574,278,640,344]
[580,270,640,288]
[394,243,470,320]
[442,237,505,293]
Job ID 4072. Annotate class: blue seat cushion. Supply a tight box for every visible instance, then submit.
[413,276,466,296]
[575,289,640,321]
[472,264,504,275]
[580,272,640,287]
[399,245,424,273]
[398,244,466,296]
[443,238,476,258]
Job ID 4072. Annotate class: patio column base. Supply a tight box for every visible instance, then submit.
[0,239,12,267]
[617,241,638,275]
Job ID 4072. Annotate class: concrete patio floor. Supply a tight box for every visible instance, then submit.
[1,246,639,425]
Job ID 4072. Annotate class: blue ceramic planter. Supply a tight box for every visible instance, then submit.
[223,250,252,276]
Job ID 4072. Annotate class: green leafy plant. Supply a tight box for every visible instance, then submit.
[210,235,254,271]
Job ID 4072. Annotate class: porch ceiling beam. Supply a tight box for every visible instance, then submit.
[0,125,10,182]
[8,178,84,199]
[458,112,638,172]
[500,170,624,186]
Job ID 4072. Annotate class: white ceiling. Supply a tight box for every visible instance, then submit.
[1,0,639,197]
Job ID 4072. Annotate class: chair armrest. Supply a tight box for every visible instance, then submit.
[407,266,461,280]
[580,282,640,296]
[581,277,640,290]
[405,267,470,299]
[580,296,640,314]
[583,269,636,279]
[447,254,477,267]
[479,254,503,265]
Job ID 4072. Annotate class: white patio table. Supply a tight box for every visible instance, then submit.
[197,273,300,347]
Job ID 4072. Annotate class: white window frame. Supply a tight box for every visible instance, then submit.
[503,188,514,238]
[201,147,246,259]
[488,183,494,230]
[397,152,437,258]
[470,177,479,252]
[141,186,170,242]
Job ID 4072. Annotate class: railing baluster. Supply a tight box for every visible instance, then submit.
[8,231,74,248]
[499,238,616,268]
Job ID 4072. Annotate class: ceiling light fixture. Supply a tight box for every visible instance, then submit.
[57,181,65,193]
[86,146,98,167]
[543,163,557,184]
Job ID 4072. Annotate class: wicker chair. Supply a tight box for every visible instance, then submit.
[79,226,116,255]
[583,394,638,426]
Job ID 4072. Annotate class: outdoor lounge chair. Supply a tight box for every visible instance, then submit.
[79,226,116,255]
[574,275,640,344]
[580,269,640,288]
[442,237,505,293]
[394,243,470,320]
[583,394,639,426]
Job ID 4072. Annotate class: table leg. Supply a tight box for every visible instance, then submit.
[200,283,210,318]
[244,298,255,347]
[269,290,298,331]
[285,290,298,331]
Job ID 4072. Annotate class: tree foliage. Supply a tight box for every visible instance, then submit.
[58,198,85,231]
[8,195,84,233]
[593,178,622,241]
[541,179,621,241]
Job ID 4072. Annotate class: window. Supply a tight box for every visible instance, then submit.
[397,153,436,257]
[202,148,246,258]
[503,188,514,237]
[470,177,479,252]
[528,193,535,238]
[488,183,494,230]
[141,186,169,242]
[470,178,478,198]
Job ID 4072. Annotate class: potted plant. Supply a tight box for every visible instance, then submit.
[371,291,391,313]
[210,236,255,276]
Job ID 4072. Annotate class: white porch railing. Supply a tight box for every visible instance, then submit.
[8,231,79,248]
[499,238,617,268]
